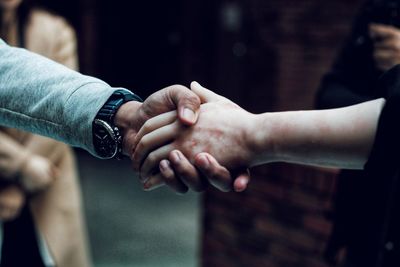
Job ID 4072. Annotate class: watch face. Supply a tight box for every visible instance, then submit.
[93,119,119,159]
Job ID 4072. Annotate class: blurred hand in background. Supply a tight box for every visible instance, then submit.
[370,23,400,71]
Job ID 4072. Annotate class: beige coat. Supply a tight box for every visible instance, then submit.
[0,9,91,267]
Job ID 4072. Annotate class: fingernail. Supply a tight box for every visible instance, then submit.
[143,178,154,190]
[143,183,151,191]
[183,108,195,122]
[144,180,159,191]
[235,180,248,193]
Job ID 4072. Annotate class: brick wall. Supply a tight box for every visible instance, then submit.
[200,1,365,267]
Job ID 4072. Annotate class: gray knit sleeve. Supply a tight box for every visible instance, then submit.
[0,39,129,157]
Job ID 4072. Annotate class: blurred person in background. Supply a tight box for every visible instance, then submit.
[0,0,91,266]
[316,0,400,266]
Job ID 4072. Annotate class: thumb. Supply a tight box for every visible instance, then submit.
[190,81,225,103]
[167,85,201,126]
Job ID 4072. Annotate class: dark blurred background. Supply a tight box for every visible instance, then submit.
[35,0,366,267]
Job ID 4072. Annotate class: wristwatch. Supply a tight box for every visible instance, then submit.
[93,89,143,159]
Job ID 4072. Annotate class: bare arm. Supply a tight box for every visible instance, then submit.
[132,83,386,189]
[252,98,385,169]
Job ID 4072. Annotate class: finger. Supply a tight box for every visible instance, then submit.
[194,153,233,192]
[374,49,393,61]
[139,144,175,182]
[233,170,251,192]
[374,38,400,50]
[167,85,201,125]
[132,121,181,171]
[143,175,165,191]
[132,111,177,150]
[145,162,189,194]
[370,23,399,39]
[190,81,225,103]
[168,150,207,192]
[373,50,397,71]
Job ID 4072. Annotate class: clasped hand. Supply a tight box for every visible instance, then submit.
[130,82,254,193]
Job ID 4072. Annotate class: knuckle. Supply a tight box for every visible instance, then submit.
[183,94,201,108]
[142,121,152,133]
[170,84,201,107]
[141,125,149,134]
[139,135,149,148]
[135,141,144,153]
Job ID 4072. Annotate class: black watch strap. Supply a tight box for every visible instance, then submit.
[93,89,143,159]
[96,90,143,123]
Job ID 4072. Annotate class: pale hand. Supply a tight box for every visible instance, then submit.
[132,82,257,192]
[20,155,58,193]
[370,23,400,71]
[0,185,25,221]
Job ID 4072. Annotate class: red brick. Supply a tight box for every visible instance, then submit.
[201,1,363,266]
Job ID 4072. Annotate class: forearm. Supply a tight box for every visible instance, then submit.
[249,98,386,169]
[0,40,125,155]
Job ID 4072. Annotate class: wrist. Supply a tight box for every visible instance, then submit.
[114,101,142,133]
[93,89,142,159]
[247,112,280,166]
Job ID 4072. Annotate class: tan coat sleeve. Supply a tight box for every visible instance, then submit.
[0,131,31,180]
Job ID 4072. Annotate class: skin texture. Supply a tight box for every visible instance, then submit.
[131,84,253,193]
[252,99,384,169]
[370,23,400,71]
[115,84,250,193]
[133,83,386,192]
[115,85,201,156]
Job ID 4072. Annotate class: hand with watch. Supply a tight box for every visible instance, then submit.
[93,89,142,159]
[92,85,251,193]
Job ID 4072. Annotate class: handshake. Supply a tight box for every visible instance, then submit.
[116,81,266,194]
[116,80,379,194]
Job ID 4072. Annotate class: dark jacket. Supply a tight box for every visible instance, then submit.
[316,1,400,266]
